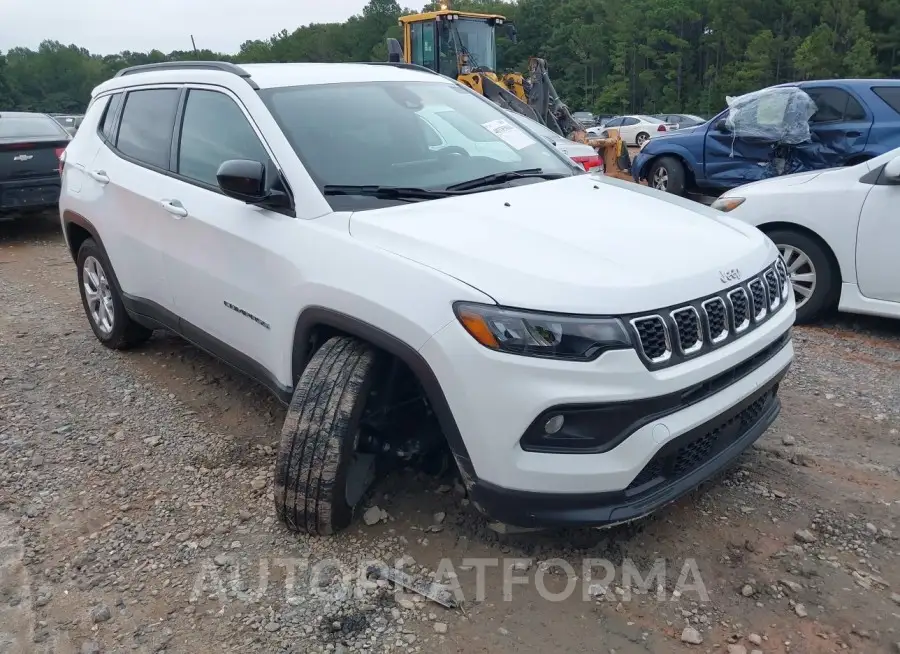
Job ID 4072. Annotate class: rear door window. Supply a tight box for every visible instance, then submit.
[806,87,867,123]
[116,88,181,169]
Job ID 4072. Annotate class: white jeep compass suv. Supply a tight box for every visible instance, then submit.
[59,61,795,535]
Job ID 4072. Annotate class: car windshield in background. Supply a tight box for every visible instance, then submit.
[259,81,575,209]
[0,114,69,139]
[639,115,665,123]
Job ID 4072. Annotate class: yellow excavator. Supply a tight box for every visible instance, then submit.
[385,2,632,177]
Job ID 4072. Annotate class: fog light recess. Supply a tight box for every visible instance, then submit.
[544,415,565,435]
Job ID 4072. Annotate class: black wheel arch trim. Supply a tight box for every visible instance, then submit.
[292,307,476,481]
[62,210,106,262]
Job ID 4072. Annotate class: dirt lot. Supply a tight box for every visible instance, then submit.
[1,215,899,654]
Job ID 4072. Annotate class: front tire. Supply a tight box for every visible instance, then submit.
[648,156,686,195]
[767,229,837,324]
[274,336,383,536]
[76,238,152,349]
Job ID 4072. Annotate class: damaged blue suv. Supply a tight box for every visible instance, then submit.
[632,79,900,196]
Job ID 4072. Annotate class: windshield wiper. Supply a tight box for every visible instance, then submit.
[444,168,569,192]
[323,185,459,202]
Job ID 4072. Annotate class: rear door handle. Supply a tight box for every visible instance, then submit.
[846,131,861,137]
[89,169,109,184]
[160,199,188,218]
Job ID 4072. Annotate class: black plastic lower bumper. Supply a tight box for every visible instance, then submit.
[469,364,788,529]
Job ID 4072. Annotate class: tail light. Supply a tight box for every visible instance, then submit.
[571,155,603,172]
[56,147,66,174]
[657,124,667,132]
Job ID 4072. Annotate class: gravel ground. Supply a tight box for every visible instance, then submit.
[1,216,899,654]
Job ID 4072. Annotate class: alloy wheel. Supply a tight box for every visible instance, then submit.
[652,167,668,190]
[777,244,817,310]
[82,255,115,335]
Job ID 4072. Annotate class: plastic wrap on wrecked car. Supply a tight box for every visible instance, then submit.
[704,86,855,186]
[725,87,817,144]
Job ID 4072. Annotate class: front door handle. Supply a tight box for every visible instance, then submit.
[846,131,861,138]
[160,199,188,218]
[89,169,109,184]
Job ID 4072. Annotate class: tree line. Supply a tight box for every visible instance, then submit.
[1,0,896,117]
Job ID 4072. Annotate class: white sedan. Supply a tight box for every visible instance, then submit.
[710,148,900,324]
[587,115,675,146]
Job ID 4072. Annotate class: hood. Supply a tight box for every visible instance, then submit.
[730,169,828,196]
[646,124,704,144]
[349,175,775,314]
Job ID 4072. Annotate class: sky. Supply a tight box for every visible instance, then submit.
[2,0,428,55]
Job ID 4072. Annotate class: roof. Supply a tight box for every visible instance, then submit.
[774,79,900,88]
[92,61,450,97]
[399,9,507,23]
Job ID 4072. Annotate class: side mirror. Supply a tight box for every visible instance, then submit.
[505,23,518,44]
[217,159,266,202]
[387,38,403,63]
[883,155,900,181]
[715,119,731,133]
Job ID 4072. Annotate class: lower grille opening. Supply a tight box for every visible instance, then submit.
[625,387,776,494]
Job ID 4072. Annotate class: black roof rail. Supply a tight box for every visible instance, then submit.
[113,61,259,89]
[360,61,441,76]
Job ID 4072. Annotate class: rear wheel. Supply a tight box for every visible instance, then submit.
[648,156,686,195]
[76,238,152,349]
[636,132,650,147]
[274,336,383,536]
[766,229,837,324]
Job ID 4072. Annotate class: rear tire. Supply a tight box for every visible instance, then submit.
[636,132,650,147]
[648,156,686,195]
[274,336,383,536]
[766,229,837,324]
[76,238,152,349]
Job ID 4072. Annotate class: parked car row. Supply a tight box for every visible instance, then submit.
[633,78,900,197]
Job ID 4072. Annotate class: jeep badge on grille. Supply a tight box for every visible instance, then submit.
[719,268,741,284]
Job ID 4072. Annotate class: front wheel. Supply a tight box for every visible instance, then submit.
[274,336,383,536]
[647,156,686,195]
[767,229,837,324]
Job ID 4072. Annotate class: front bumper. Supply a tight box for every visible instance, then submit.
[421,292,794,497]
[468,366,785,528]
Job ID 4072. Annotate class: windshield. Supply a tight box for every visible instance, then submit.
[261,80,575,210]
[0,114,69,139]
[453,18,495,70]
[638,115,665,124]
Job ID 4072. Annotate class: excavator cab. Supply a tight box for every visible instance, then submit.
[393,9,514,78]
[384,5,623,167]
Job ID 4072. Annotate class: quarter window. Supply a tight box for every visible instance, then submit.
[99,93,124,143]
[117,89,180,169]
[177,89,269,187]
[872,86,900,115]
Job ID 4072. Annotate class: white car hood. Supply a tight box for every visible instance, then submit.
[730,170,828,196]
[349,175,775,314]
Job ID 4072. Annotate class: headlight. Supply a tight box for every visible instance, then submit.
[453,302,632,361]
[710,196,746,212]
